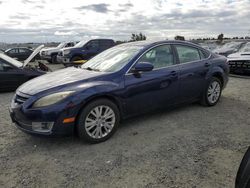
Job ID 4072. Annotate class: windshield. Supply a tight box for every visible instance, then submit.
[239,42,250,52]
[74,40,88,48]
[0,53,22,67]
[221,42,242,49]
[57,42,66,48]
[81,45,143,72]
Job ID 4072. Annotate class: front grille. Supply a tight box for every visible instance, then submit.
[14,91,31,105]
[228,60,250,69]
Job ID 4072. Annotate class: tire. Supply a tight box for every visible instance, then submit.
[200,77,222,106]
[76,99,120,143]
[51,54,57,64]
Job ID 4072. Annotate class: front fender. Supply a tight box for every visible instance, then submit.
[71,81,122,106]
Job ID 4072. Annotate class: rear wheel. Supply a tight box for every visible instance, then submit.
[200,77,222,106]
[76,99,120,143]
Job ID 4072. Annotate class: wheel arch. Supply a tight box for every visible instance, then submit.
[211,71,224,87]
[73,94,123,134]
[70,54,84,61]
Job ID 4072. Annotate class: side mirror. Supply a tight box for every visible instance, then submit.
[133,62,154,73]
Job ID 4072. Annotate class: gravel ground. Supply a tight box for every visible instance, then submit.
[0,72,249,188]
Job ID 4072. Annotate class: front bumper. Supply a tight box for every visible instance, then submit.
[9,100,77,136]
[228,60,250,73]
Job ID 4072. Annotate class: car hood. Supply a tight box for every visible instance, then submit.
[18,67,107,95]
[62,46,81,51]
[227,52,250,60]
[41,47,60,51]
[214,47,235,54]
[23,45,44,67]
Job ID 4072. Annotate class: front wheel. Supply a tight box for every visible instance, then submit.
[200,77,222,106]
[76,99,120,143]
[51,54,57,64]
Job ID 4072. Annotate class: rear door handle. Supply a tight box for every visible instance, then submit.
[204,62,211,67]
[170,70,177,76]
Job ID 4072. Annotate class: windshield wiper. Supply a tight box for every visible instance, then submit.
[82,67,100,72]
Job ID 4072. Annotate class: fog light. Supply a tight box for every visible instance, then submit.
[32,122,54,133]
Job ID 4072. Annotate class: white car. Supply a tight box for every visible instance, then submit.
[213,41,246,57]
[227,42,250,74]
[40,42,77,63]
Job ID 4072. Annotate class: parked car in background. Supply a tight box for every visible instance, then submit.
[57,39,115,66]
[40,41,77,64]
[0,45,49,91]
[227,42,250,74]
[213,41,246,57]
[199,42,217,51]
[235,147,250,188]
[0,49,4,53]
[10,40,229,143]
[4,47,33,61]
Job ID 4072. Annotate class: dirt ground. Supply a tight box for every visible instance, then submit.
[0,72,249,188]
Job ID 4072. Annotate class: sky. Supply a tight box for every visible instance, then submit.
[0,0,249,43]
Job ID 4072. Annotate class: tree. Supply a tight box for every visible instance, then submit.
[217,33,224,42]
[174,35,185,41]
[130,33,146,41]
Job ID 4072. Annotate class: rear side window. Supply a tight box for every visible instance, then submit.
[19,48,29,53]
[99,40,114,50]
[199,50,210,59]
[65,42,74,47]
[175,45,203,63]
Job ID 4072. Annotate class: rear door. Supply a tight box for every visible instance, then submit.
[18,48,32,61]
[123,44,180,115]
[174,44,210,102]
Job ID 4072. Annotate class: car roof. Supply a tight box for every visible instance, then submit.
[118,40,202,49]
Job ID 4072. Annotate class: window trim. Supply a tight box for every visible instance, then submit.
[126,43,211,75]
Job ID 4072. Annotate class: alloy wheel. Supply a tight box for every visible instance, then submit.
[85,105,116,139]
[207,80,221,104]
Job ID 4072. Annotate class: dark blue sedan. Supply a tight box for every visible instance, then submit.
[9,40,229,143]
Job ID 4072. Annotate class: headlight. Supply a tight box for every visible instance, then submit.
[63,50,70,55]
[33,91,74,108]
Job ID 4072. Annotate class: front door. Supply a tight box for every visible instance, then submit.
[123,44,180,116]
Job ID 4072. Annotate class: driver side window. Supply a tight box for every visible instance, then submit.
[138,45,174,69]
